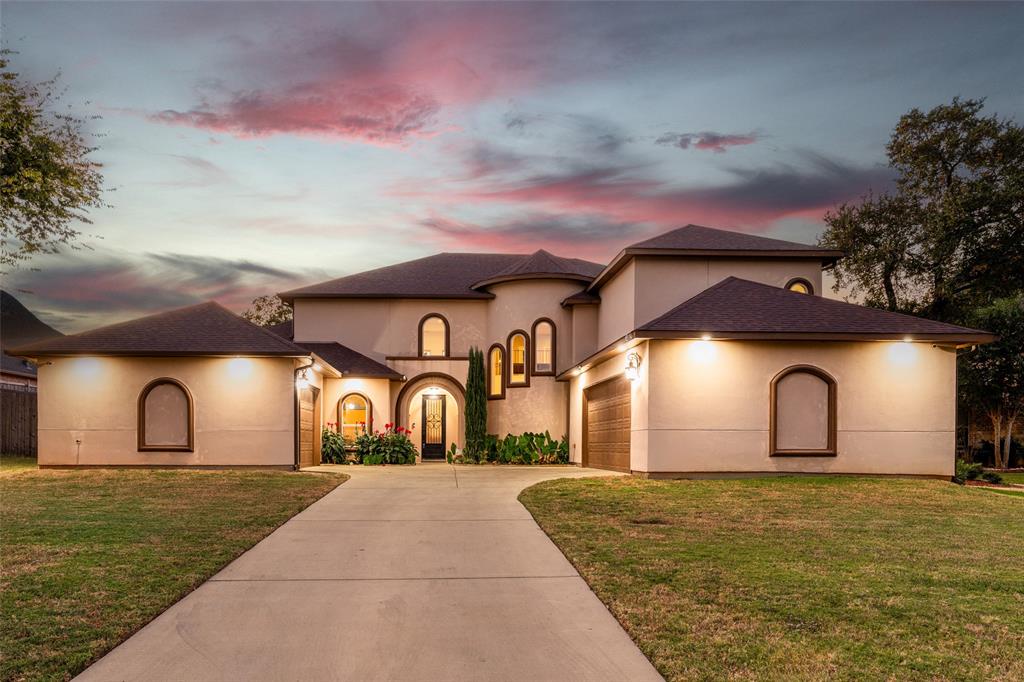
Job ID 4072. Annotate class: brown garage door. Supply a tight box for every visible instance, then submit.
[298,386,320,468]
[584,376,631,472]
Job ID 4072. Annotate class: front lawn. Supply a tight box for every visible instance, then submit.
[1,464,346,681]
[995,471,1024,485]
[520,476,1024,681]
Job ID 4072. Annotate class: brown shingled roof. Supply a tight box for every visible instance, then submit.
[472,249,604,287]
[279,252,604,301]
[589,225,844,291]
[298,342,404,380]
[636,277,993,342]
[7,302,309,357]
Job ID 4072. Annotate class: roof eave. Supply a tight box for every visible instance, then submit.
[6,350,311,360]
[586,247,845,292]
[471,272,595,290]
[556,329,995,381]
[280,292,496,303]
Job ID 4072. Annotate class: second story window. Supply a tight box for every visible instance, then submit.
[786,278,814,295]
[532,319,555,375]
[419,314,449,357]
[508,331,528,386]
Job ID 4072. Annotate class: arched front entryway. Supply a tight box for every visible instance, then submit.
[394,373,465,461]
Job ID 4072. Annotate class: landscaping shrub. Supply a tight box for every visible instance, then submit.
[464,346,488,462]
[981,471,1004,484]
[954,458,984,484]
[320,425,348,464]
[487,431,567,464]
[356,423,417,465]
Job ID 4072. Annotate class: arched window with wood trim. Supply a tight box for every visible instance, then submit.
[418,314,449,357]
[138,378,193,452]
[339,393,371,442]
[487,344,505,399]
[507,331,529,387]
[532,318,556,376]
[785,277,814,295]
[770,365,836,456]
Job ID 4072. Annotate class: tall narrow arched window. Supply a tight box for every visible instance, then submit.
[138,378,193,452]
[418,314,449,357]
[770,366,836,456]
[339,393,371,442]
[507,331,529,387]
[488,344,505,399]
[532,319,555,376]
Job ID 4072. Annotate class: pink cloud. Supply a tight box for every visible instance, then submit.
[656,131,761,153]
[149,5,565,145]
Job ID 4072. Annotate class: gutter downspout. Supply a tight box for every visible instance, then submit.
[293,357,315,470]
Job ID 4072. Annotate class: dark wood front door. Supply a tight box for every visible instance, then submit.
[421,395,446,459]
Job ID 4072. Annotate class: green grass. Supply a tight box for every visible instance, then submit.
[1,466,346,681]
[520,476,1024,681]
[1,455,40,475]
[995,471,1024,485]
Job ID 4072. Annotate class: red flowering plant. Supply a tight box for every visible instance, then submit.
[320,421,347,464]
[355,422,417,465]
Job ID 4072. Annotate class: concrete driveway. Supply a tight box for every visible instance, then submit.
[77,464,662,681]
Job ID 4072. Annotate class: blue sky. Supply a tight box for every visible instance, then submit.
[3,1,1022,330]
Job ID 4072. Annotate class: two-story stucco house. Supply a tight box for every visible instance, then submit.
[10,225,992,477]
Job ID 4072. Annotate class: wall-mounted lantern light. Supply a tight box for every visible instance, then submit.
[295,368,311,389]
[624,351,642,382]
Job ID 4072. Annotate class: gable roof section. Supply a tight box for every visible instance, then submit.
[7,302,309,357]
[1,290,64,377]
[279,252,604,301]
[636,277,993,342]
[588,224,844,291]
[296,342,404,380]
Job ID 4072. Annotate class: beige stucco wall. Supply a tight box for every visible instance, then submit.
[595,257,824,348]
[569,339,956,476]
[570,304,599,367]
[320,376,394,434]
[36,356,297,467]
[293,299,489,360]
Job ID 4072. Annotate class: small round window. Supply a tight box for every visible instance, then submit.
[786,278,813,295]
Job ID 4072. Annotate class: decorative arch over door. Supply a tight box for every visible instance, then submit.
[393,372,467,454]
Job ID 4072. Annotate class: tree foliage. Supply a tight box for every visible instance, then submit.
[1,52,105,267]
[463,347,488,462]
[241,294,292,326]
[820,98,1024,322]
[958,295,1024,469]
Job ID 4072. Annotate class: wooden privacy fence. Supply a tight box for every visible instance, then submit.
[1,384,38,456]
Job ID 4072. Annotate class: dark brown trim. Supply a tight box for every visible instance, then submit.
[386,355,469,361]
[531,318,557,376]
[506,329,530,388]
[417,313,451,358]
[393,372,467,431]
[338,392,373,434]
[486,343,506,400]
[279,292,496,303]
[137,377,194,452]
[587,248,844,292]
[784,277,815,295]
[769,365,837,457]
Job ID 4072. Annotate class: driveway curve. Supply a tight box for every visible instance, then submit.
[77,464,662,681]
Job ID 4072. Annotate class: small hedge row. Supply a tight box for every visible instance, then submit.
[449,431,568,465]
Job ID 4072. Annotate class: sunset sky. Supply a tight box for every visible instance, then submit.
[3,1,1022,331]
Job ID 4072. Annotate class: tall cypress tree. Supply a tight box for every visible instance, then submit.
[464,346,487,462]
